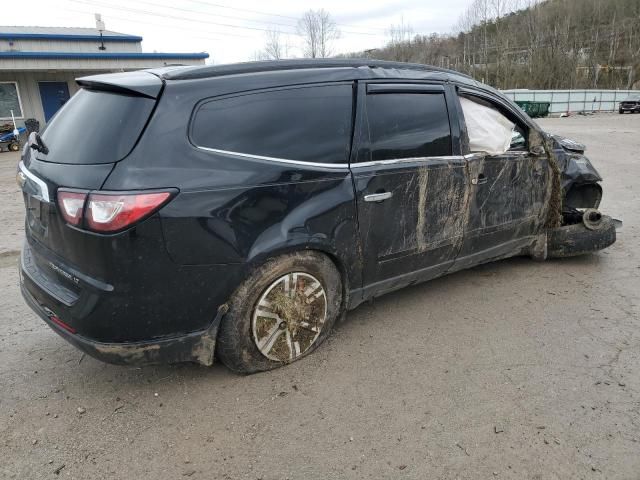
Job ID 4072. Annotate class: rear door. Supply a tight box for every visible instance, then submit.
[351,83,468,298]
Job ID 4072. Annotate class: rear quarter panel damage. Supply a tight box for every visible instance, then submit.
[157,171,361,295]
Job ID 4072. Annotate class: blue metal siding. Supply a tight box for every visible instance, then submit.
[0,51,209,60]
[0,33,143,42]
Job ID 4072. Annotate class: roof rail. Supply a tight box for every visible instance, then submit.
[162,58,470,81]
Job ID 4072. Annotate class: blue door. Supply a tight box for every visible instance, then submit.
[38,82,70,122]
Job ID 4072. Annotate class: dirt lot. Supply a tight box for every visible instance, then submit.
[0,113,638,480]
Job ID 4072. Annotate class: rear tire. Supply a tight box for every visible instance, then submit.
[216,251,342,374]
[8,142,19,152]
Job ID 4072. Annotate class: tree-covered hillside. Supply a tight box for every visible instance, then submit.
[346,0,640,90]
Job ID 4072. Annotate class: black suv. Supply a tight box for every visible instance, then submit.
[619,94,640,114]
[18,60,616,373]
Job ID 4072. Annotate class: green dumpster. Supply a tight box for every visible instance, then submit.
[515,101,551,118]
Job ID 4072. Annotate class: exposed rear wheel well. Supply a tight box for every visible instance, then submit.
[310,249,349,309]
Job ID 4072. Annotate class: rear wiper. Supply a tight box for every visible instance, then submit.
[29,132,49,155]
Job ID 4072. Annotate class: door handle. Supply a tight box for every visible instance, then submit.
[364,192,393,202]
[472,174,488,185]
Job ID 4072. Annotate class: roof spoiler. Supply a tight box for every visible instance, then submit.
[76,71,163,99]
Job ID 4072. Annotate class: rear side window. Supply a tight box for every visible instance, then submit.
[364,93,451,161]
[191,84,353,164]
[39,89,155,164]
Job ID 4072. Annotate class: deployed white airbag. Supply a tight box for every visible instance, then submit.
[460,97,515,155]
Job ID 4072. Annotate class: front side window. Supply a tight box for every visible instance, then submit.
[459,94,527,155]
[0,82,23,119]
[192,84,353,164]
[363,92,452,161]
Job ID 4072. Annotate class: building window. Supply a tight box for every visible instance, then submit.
[0,82,24,120]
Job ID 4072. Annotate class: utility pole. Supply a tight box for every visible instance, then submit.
[95,13,106,51]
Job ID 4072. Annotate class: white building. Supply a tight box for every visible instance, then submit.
[0,26,209,127]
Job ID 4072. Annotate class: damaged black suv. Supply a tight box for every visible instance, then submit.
[18,60,616,373]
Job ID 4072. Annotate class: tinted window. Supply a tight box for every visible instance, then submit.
[365,93,451,161]
[39,89,155,164]
[192,85,353,164]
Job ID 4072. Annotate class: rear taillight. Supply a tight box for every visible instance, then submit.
[57,189,173,233]
[57,190,87,226]
[86,192,171,233]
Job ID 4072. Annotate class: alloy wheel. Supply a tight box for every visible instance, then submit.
[252,272,327,362]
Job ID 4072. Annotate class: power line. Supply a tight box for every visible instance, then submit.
[132,0,301,31]
[70,0,294,35]
[66,7,252,41]
[186,0,390,32]
[72,0,381,37]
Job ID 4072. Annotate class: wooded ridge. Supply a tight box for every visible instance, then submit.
[342,0,640,90]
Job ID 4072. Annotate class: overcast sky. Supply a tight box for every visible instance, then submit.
[17,0,473,64]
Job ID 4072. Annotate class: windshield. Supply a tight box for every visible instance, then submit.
[38,89,155,164]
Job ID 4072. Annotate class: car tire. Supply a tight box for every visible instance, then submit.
[216,251,343,374]
[8,142,19,152]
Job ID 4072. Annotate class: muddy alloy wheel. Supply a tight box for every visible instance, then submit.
[252,272,327,362]
[216,251,342,374]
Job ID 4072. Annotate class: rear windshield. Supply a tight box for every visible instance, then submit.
[38,89,155,164]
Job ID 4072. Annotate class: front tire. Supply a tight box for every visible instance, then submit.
[216,251,342,374]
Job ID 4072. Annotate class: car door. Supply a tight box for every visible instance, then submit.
[351,82,468,299]
[453,88,551,269]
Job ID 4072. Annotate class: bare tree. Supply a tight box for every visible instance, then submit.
[253,29,290,61]
[349,0,639,90]
[263,29,287,60]
[252,50,268,61]
[297,9,340,58]
[387,18,414,62]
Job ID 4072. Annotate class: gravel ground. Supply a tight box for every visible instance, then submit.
[0,113,638,479]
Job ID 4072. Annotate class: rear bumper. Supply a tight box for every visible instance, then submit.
[19,237,234,366]
[21,279,226,366]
